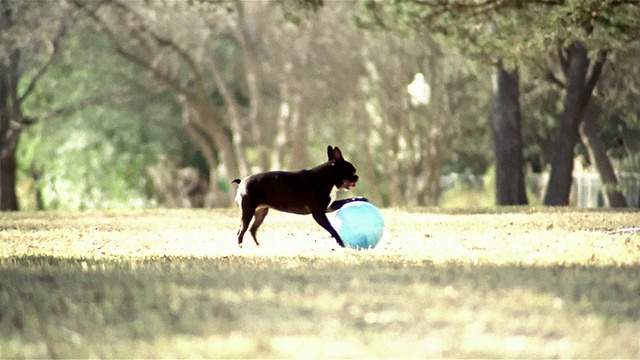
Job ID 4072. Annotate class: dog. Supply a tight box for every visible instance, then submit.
[232,146,359,247]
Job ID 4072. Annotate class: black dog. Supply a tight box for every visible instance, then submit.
[232,146,359,247]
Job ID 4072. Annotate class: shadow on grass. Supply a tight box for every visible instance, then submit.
[1,255,639,357]
[402,205,640,215]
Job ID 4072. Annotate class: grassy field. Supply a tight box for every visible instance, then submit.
[0,208,639,358]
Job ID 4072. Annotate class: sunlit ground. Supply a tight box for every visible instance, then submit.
[0,208,639,358]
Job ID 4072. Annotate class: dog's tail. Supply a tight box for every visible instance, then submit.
[232,179,241,185]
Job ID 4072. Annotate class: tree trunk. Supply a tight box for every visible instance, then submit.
[182,95,240,207]
[289,94,308,170]
[579,100,627,208]
[544,42,606,206]
[0,139,18,211]
[418,134,444,206]
[207,63,248,180]
[385,113,404,207]
[234,0,269,172]
[492,61,528,205]
[271,81,290,171]
[30,165,45,210]
[351,98,384,205]
[0,48,19,211]
[416,41,447,206]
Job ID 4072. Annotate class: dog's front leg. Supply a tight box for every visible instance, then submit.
[312,212,345,247]
[326,197,370,213]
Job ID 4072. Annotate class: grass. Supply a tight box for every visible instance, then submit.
[0,208,639,358]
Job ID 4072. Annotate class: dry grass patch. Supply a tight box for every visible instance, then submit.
[0,208,639,358]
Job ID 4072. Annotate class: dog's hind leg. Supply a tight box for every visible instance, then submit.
[237,198,256,247]
[249,207,268,246]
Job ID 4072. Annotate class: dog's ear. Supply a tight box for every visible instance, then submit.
[333,147,344,162]
[327,146,334,161]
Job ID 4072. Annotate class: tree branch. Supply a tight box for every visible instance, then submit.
[182,107,217,173]
[233,0,261,125]
[580,49,608,107]
[557,47,569,76]
[208,55,243,124]
[545,70,565,89]
[110,0,208,98]
[413,0,506,11]
[32,90,134,122]
[78,0,191,97]
[18,25,66,104]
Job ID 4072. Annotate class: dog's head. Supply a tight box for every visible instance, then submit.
[327,146,359,190]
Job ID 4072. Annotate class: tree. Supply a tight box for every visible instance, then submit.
[493,61,528,205]
[357,0,640,206]
[574,42,640,206]
[3,0,505,209]
[0,0,70,210]
[17,28,195,210]
[578,99,626,207]
[542,42,607,205]
[541,46,627,207]
[355,1,530,205]
[78,0,275,206]
[297,1,492,206]
[596,43,640,174]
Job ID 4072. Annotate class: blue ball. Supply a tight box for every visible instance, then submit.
[331,201,384,249]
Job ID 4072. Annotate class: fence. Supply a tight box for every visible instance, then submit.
[442,172,640,208]
[529,172,640,208]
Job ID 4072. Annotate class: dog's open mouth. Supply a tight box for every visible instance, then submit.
[342,180,357,190]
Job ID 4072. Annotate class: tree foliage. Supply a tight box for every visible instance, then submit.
[356,0,640,206]
[17,27,199,210]
[0,0,75,210]
[4,0,640,209]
